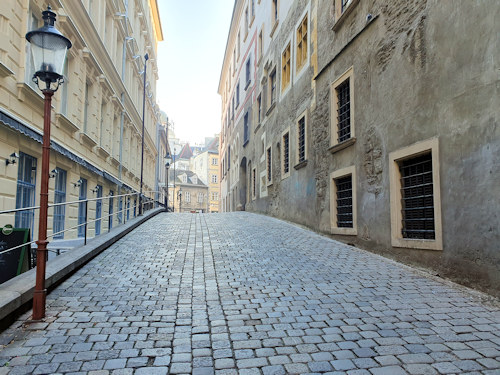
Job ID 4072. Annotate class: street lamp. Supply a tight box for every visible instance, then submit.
[164,151,172,211]
[173,148,176,212]
[25,6,72,320]
[139,53,149,215]
[178,189,182,213]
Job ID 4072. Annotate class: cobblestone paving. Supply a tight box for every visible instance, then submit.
[1,212,499,375]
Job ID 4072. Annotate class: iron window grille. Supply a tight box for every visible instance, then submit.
[336,79,351,143]
[270,70,276,105]
[15,152,37,238]
[399,153,435,239]
[298,117,306,163]
[53,168,67,239]
[283,132,290,174]
[335,175,353,228]
[246,58,251,87]
[267,148,272,182]
[252,169,256,198]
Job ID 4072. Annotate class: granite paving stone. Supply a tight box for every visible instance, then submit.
[0,213,498,374]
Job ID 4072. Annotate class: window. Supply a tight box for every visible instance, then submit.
[296,14,308,72]
[252,168,257,199]
[251,0,256,19]
[236,83,240,108]
[245,6,249,32]
[15,152,37,238]
[333,0,359,30]
[212,192,219,201]
[282,130,290,178]
[330,67,355,149]
[257,94,262,123]
[192,176,198,184]
[297,114,307,164]
[26,10,40,89]
[83,82,90,133]
[266,146,272,185]
[198,193,204,203]
[77,178,87,237]
[281,43,291,91]
[272,0,279,24]
[269,69,277,108]
[108,191,114,231]
[181,175,187,183]
[95,185,102,236]
[237,31,241,58]
[60,58,69,115]
[118,195,123,224]
[389,138,442,250]
[212,158,218,166]
[53,168,67,239]
[185,191,191,203]
[258,29,263,61]
[330,166,357,235]
[246,58,251,88]
[211,174,218,183]
[244,112,250,144]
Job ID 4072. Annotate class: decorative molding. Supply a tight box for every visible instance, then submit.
[16,82,44,106]
[80,132,98,148]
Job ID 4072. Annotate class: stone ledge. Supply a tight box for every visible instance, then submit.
[0,207,163,325]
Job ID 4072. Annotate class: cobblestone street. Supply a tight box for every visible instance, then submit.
[0,212,499,375]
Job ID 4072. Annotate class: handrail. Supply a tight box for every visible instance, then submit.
[0,191,162,260]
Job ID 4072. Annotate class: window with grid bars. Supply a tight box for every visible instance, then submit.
[399,153,435,239]
[270,69,277,106]
[298,116,306,163]
[252,168,256,198]
[53,168,67,239]
[335,175,353,228]
[244,112,250,143]
[282,43,291,90]
[283,132,290,174]
[296,15,308,71]
[267,147,272,183]
[336,79,351,142]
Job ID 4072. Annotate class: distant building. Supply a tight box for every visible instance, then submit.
[191,137,220,213]
[169,170,209,213]
[218,0,499,295]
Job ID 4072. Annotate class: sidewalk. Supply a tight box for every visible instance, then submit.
[0,208,163,325]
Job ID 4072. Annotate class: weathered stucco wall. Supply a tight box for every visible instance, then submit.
[225,0,499,296]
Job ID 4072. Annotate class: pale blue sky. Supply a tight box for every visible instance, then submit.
[156,1,234,145]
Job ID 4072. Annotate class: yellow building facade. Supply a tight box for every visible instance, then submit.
[0,0,163,241]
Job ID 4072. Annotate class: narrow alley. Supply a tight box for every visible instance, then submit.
[0,213,499,374]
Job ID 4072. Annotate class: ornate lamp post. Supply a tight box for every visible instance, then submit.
[25,6,72,320]
[178,189,183,213]
[164,151,172,211]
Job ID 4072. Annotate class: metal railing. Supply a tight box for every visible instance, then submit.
[0,190,162,262]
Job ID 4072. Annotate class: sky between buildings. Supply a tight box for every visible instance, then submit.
[156,1,234,145]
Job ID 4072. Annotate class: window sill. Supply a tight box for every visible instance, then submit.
[294,159,308,170]
[391,237,443,251]
[254,122,262,134]
[244,31,248,43]
[16,82,44,105]
[96,145,110,158]
[332,0,360,32]
[270,20,279,37]
[266,102,276,116]
[55,113,79,135]
[329,137,356,154]
[249,16,255,28]
[331,227,357,236]
[0,61,14,77]
[80,132,97,148]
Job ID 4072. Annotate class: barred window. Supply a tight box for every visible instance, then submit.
[298,116,306,163]
[399,153,435,239]
[335,175,353,228]
[267,147,272,183]
[337,79,351,143]
[283,132,290,174]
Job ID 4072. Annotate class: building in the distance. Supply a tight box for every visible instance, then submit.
[218,0,499,295]
[169,170,209,213]
[0,0,163,241]
[191,137,220,213]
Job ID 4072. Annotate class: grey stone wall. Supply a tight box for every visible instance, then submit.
[226,0,499,296]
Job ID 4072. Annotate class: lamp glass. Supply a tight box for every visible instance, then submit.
[29,33,69,77]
